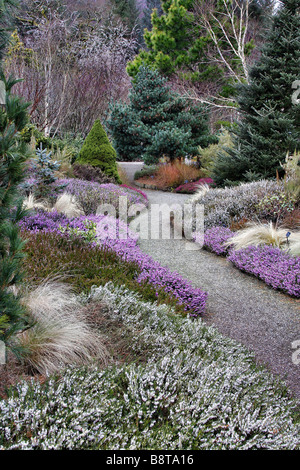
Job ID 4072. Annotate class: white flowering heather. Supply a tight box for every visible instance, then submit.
[0,283,299,450]
[189,180,284,229]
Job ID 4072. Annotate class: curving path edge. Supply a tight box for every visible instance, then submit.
[120,163,300,402]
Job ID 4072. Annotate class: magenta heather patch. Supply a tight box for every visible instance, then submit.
[194,226,236,255]
[120,184,148,202]
[228,245,300,297]
[174,178,214,194]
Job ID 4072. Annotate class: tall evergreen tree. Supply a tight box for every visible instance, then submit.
[108,66,215,164]
[126,0,262,109]
[0,1,31,347]
[127,0,194,77]
[0,0,16,60]
[111,0,140,31]
[140,0,163,32]
[212,0,300,185]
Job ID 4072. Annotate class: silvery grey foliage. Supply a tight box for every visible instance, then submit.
[0,283,299,450]
[189,180,284,230]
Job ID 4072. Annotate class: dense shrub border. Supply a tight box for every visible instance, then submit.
[0,283,299,450]
[194,226,300,297]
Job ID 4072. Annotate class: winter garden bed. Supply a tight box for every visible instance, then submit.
[3,172,299,450]
[189,179,288,230]
[0,282,299,450]
[20,210,208,317]
[20,177,149,215]
[135,177,214,193]
[193,222,300,297]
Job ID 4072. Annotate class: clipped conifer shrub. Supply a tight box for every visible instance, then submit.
[77,120,121,182]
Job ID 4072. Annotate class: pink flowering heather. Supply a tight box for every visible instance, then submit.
[174,178,214,194]
[120,184,148,202]
[194,226,236,256]
[228,245,300,297]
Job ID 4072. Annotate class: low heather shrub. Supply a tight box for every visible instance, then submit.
[256,193,296,222]
[189,180,285,229]
[194,226,236,256]
[51,179,148,215]
[120,184,148,203]
[194,225,300,296]
[174,178,214,194]
[22,230,164,304]
[0,283,299,450]
[72,164,117,184]
[228,246,300,297]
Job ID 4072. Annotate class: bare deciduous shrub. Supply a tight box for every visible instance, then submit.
[137,161,202,190]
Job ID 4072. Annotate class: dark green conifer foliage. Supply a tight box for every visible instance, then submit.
[140,0,163,33]
[77,119,121,182]
[213,0,300,186]
[127,0,194,78]
[108,66,215,164]
[0,1,31,346]
[111,0,140,32]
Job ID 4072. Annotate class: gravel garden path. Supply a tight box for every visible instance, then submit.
[126,179,300,403]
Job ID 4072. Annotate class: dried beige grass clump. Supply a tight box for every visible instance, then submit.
[23,192,84,218]
[225,222,291,251]
[189,183,210,203]
[52,193,84,218]
[289,241,300,257]
[223,221,300,258]
[16,280,109,375]
[23,194,49,212]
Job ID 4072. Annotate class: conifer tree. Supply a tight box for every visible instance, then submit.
[0,1,31,346]
[111,0,141,36]
[108,66,214,164]
[127,0,260,85]
[127,0,194,77]
[77,119,121,182]
[140,0,163,33]
[212,0,300,185]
